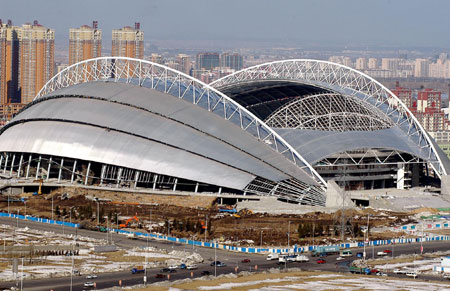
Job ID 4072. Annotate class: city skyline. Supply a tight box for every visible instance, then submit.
[1,0,450,48]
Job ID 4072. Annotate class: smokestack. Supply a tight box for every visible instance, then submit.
[92,20,98,29]
[7,19,12,26]
[135,22,140,30]
[33,20,38,26]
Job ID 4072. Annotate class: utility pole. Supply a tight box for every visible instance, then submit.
[287,221,291,251]
[260,230,263,249]
[96,200,99,225]
[340,164,347,242]
[51,194,54,221]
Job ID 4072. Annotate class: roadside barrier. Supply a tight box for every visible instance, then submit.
[1,211,449,255]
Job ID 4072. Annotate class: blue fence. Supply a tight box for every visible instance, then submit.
[1,211,449,255]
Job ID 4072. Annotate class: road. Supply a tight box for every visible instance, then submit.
[0,217,449,290]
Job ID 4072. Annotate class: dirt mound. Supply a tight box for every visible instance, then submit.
[408,207,440,215]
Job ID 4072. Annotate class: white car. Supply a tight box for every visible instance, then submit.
[86,274,97,279]
[186,264,198,270]
[168,265,178,270]
[83,282,95,287]
[376,272,387,276]
[336,256,345,261]
[406,272,418,278]
[393,269,407,274]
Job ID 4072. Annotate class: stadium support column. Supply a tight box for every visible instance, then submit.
[17,154,23,178]
[71,160,77,183]
[173,178,178,191]
[35,156,41,179]
[116,168,122,188]
[58,158,64,183]
[46,157,52,181]
[195,182,199,193]
[9,154,16,176]
[0,155,3,170]
[3,154,8,174]
[100,165,106,185]
[84,162,91,185]
[26,155,32,179]
[396,163,405,190]
[134,171,139,189]
[153,175,158,190]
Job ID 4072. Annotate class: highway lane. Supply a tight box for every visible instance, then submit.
[0,217,449,290]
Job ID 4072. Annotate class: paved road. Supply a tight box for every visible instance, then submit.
[0,217,449,290]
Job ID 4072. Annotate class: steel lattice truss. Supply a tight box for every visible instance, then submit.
[316,149,424,167]
[265,93,394,131]
[33,57,327,205]
[211,59,447,177]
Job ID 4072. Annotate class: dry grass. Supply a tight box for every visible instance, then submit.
[99,250,167,263]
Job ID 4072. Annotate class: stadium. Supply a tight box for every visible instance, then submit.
[0,57,449,208]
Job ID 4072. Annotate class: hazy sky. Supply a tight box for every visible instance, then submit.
[1,0,450,47]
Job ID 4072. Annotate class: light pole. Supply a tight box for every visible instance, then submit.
[260,230,263,249]
[214,240,217,277]
[51,194,54,221]
[95,200,99,225]
[420,222,424,255]
[288,221,291,252]
[24,200,27,220]
[69,206,75,225]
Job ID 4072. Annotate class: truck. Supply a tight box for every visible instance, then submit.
[340,250,352,257]
[267,253,279,261]
[377,251,388,256]
[127,233,138,240]
[218,207,237,213]
[295,255,310,262]
[349,266,371,275]
[312,246,340,256]
[131,266,145,274]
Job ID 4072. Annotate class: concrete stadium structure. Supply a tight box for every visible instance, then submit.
[0,57,449,208]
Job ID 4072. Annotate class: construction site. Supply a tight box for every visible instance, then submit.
[1,185,448,248]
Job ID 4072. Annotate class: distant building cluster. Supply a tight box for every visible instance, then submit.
[0,19,245,122]
[329,53,450,79]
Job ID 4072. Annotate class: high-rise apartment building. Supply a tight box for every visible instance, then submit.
[391,85,413,108]
[19,21,55,104]
[196,52,219,70]
[69,21,102,65]
[355,58,367,70]
[368,58,378,69]
[414,59,430,78]
[176,54,191,75]
[220,53,243,71]
[111,23,144,59]
[0,20,54,120]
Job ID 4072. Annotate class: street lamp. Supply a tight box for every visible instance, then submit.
[287,221,291,251]
[260,230,263,249]
[69,206,75,225]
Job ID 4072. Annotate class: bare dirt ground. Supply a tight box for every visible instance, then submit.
[0,187,436,247]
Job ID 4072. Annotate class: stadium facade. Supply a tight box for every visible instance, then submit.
[0,57,449,207]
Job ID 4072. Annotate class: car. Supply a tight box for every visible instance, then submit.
[316,259,326,264]
[201,270,211,276]
[155,273,164,279]
[83,282,94,287]
[376,272,388,276]
[356,252,364,258]
[241,258,251,263]
[406,271,418,278]
[210,261,226,266]
[186,264,198,270]
[336,256,345,261]
[169,269,177,273]
[168,265,178,270]
[383,249,392,254]
[393,269,407,274]
[86,274,97,279]
[160,268,171,273]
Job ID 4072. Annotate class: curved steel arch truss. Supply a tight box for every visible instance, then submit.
[34,57,327,204]
[266,93,394,132]
[211,59,447,177]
